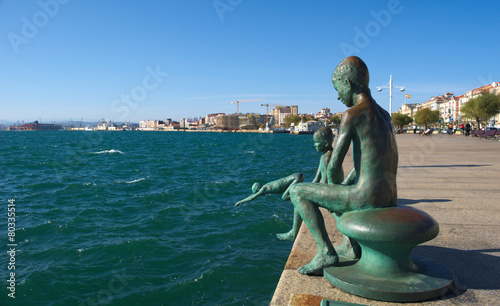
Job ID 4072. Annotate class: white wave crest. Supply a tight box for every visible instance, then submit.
[125,177,146,184]
[93,149,124,154]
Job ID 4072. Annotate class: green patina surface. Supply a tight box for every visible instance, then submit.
[238,56,454,302]
[289,56,399,275]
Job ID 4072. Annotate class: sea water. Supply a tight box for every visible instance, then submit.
[0,131,320,305]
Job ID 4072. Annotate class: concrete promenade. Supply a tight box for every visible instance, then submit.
[270,134,500,305]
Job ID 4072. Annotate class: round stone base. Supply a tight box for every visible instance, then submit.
[324,255,455,302]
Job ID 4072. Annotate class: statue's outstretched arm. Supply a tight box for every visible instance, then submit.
[234,188,266,207]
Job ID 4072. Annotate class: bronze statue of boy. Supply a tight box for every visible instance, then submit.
[235,127,343,241]
[289,56,398,275]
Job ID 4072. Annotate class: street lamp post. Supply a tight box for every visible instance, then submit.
[377,75,405,117]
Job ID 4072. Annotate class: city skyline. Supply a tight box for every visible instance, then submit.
[1,1,500,122]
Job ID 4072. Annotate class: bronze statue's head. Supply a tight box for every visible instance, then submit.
[331,56,370,107]
[332,56,370,89]
[251,182,262,194]
[313,126,333,152]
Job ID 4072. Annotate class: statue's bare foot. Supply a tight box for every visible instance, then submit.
[276,230,296,241]
[298,252,338,276]
[335,237,361,260]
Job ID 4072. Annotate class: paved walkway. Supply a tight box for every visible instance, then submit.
[270,134,500,305]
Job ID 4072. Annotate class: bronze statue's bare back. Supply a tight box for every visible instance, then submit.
[306,99,398,213]
[349,100,398,206]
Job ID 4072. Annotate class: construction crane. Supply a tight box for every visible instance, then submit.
[260,103,282,127]
[231,98,266,114]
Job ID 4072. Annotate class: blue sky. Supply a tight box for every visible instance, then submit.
[1,0,499,123]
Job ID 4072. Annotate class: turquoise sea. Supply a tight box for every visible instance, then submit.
[0,131,321,305]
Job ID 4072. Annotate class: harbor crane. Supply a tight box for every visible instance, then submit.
[260,103,283,122]
[260,103,283,126]
[231,98,266,114]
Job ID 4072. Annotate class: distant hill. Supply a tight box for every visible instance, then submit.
[0,120,15,126]
[0,119,138,129]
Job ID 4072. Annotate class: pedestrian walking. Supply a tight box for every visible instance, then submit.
[465,123,471,136]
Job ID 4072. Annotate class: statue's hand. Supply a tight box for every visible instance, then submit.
[234,201,243,207]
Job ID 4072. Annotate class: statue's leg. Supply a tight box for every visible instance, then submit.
[290,183,339,275]
[282,173,304,200]
[276,174,304,241]
[336,235,361,260]
[259,173,302,195]
[235,173,303,207]
[276,207,302,241]
[333,213,361,260]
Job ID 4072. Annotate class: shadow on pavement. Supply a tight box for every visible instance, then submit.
[413,245,500,301]
[399,164,492,168]
[398,198,452,205]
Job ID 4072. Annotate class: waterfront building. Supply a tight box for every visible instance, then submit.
[397,102,420,119]
[457,94,468,119]
[463,82,500,125]
[164,123,180,131]
[465,82,500,98]
[215,114,239,129]
[401,92,455,122]
[313,108,331,123]
[180,119,202,130]
[187,122,198,130]
[96,118,118,131]
[314,107,331,120]
[205,113,224,126]
[320,107,331,116]
[440,96,460,123]
[396,82,500,126]
[314,113,328,123]
[295,120,325,132]
[8,121,62,131]
[270,105,298,126]
[429,93,454,112]
[139,120,165,130]
[238,114,267,129]
[180,118,188,129]
[212,113,266,130]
